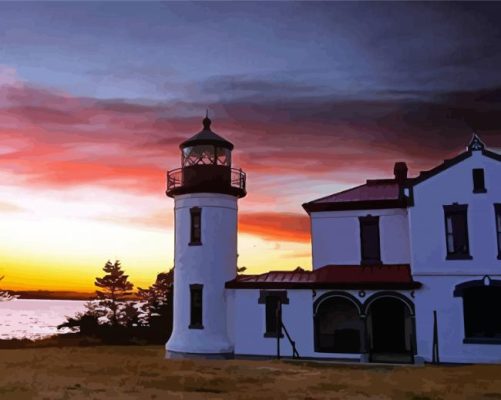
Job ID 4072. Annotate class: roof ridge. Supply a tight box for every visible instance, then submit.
[304,182,368,204]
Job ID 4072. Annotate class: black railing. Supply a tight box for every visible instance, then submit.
[282,321,300,359]
[166,167,246,192]
[275,301,300,360]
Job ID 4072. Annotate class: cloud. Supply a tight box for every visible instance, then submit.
[1,76,501,210]
[239,212,310,243]
[95,209,173,231]
[0,201,24,213]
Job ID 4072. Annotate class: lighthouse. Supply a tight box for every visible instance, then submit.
[165,114,246,358]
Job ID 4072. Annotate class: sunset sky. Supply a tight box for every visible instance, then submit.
[1,2,501,292]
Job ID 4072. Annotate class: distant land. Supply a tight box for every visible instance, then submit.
[6,290,96,301]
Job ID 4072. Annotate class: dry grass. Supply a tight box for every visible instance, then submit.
[1,346,501,400]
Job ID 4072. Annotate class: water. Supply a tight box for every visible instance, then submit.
[0,299,87,340]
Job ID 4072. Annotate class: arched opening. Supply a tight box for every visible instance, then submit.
[365,293,415,362]
[314,295,363,353]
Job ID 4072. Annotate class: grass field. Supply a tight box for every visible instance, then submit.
[1,346,501,400]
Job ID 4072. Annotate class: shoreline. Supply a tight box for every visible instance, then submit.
[0,333,112,349]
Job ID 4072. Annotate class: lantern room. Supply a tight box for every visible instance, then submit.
[166,115,246,198]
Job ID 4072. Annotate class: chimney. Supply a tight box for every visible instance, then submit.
[394,162,408,185]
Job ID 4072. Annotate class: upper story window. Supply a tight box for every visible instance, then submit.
[472,169,486,193]
[359,215,381,265]
[495,204,501,259]
[190,207,202,245]
[443,204,471,260]
[189,284,203,329]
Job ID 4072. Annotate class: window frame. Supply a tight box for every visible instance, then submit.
[189,207,202,246]
[359,215,382,265]
[472,168,487,193]
[443,204,472,260]
[189,284,204,329]
[495,204,501,260]
[454,281,501,344]
[258,290,288,338]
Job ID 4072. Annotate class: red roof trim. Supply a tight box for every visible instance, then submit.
[302,199,408,213]
[225,264,421,290]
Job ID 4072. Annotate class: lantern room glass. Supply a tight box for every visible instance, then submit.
[182,145,231,167]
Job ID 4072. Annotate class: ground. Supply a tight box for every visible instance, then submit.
[1,346,501,400]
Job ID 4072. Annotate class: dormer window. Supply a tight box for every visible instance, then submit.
[444,204,471,260]
[190,207,202,245]
[472,169,486,193]
[359,215,381,265]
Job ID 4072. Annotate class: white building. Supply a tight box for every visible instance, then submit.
[165,118,501,364]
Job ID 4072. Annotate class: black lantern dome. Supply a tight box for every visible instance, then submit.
[166,115,246,198]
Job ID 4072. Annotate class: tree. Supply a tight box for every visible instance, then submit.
[137,269,174,338]
[94,260,134,326]
[0,276,17,302]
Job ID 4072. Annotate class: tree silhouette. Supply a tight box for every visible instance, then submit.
[0,276,16,302]
[95,260,134,326]
[137,269,173,337]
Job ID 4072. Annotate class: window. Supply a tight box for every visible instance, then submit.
[265,297,282,337]
[495,204,501,259]
[463,286,501,343]
[189,284,203,329]
[444,204,471,259]
[258,290,288,338]
[359,216,381,265]
[190,207,201,245]
[473,169,486,193]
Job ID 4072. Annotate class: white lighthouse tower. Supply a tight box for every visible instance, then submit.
[165,114,246,358]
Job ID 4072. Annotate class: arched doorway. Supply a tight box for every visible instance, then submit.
[365,293,415,363]
[314,294,363,353]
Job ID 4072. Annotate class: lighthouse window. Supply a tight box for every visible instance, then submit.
[183,145,216,166]
[216,147,231,166]
[189,284,203,329]
[495,204,501,258]
[190,207,202,245]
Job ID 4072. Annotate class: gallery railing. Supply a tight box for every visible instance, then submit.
[166,167,246,192]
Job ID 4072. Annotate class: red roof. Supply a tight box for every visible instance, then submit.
[225,265,420,290]
[302,179,408,213]
[313,180,400,203]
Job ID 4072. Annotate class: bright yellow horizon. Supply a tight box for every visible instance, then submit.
[0,180,312,292]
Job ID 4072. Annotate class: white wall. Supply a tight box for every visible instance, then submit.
[310,209,410,269]
[409,150,501,363]
[231,288,414,360]
[231,289,312,358]
[166,193,238,356]
[409,151,501,275]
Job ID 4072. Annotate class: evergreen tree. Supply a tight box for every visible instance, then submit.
[137,269,173,337]
[95,260,134,326]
